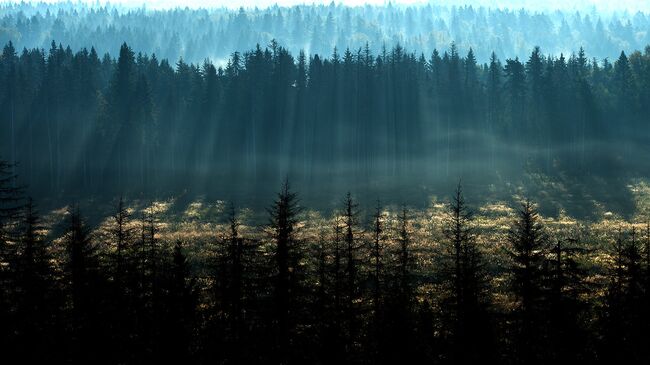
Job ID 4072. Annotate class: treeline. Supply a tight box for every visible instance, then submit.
[2,159,650,364]
[2,2,649,63]
[1,40,650,195]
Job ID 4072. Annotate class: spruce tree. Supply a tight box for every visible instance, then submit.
[383,207,418,364]
[64,206,104,363]
[506,200,549,363]
[341,192,363,359]
[268,180,302,363]
[0,158,23,350]
[161,240,196,363]
[440,184,493,364]
[14,198,61,362]
[369,200,385,360]
[544,237,591,362]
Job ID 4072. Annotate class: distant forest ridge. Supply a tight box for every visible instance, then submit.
[1,2,650,63]
[1,38,649,208]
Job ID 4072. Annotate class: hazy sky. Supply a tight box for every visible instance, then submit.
[2,0,649,12]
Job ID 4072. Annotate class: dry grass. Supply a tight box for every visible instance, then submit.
[35,179,650,304]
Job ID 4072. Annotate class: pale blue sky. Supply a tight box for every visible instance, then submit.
[2,0,649,12]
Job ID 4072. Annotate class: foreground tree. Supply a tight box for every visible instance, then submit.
[13,199,61,362]
[0,158,23,353]
[600,228,646,363]
[159,240,197,363]
[341,192,364,360]
[545,236,592,362]
[506,200,549,363]
[268,180,303,363]
[104,196,138,359]
[440,184,494,364]
[368,201,386,361]
[382,207,419,364]
[64,206,107,363]
[204,203,260,363]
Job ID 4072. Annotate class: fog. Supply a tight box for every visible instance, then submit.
[1,0,649,217]
[3,3,650,364]
[2,40,649,217]
[3,0,650,12]
[3,1,649,63]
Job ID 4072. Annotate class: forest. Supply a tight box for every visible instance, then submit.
[2,1,650,364]
[2,1,650,63]
[1,39,650,212]
[2,162,650,364]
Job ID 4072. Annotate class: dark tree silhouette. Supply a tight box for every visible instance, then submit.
[267,180,303,363]
[382,207,418,364]
[600,228,646,363]
[13,198,61,362]
[205,202,261,364]
[544,236,591,363]
[0,158,23,353]
[0,180,649,362]
[506,200,549,364]
[341,192,364,360]
[160,240,197,363]
[368,200,386,362]
[63,206,106,363]
[440,184,494,364]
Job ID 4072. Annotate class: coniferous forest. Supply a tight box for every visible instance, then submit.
[2,1,650,364]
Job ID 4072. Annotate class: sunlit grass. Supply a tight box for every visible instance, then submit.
[36,179,650,301]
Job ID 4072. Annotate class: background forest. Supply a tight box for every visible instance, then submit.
[2,38,650,214]
[2,2,650,215]
[1,1,650,364]
[2,1,650,63]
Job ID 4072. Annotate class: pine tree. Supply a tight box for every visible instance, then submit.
[207,203,260,363]
[326,214,346,362]
[440,184,493,363]
[525,46,544,140]
[308,217,332,361]
[486,52,502,166]
[13,198,61,362]
[109,196,134,286]
[104,195,138,361]
[161,240,196,363]
[396,207,415,303]
[108,43,136,188]
[642,223,650,361]
[64,205,104,363]
[504,57,526,130]
[341,192,363,359]
[614,51,635,119]
[369,200,385,343]
[616,228,644,362]
[0,158,23,245]
[268,179,302,363]
[382,207,418,364]
[506,200,549,363]
[544,237,591,362]
[0,158,23,349]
